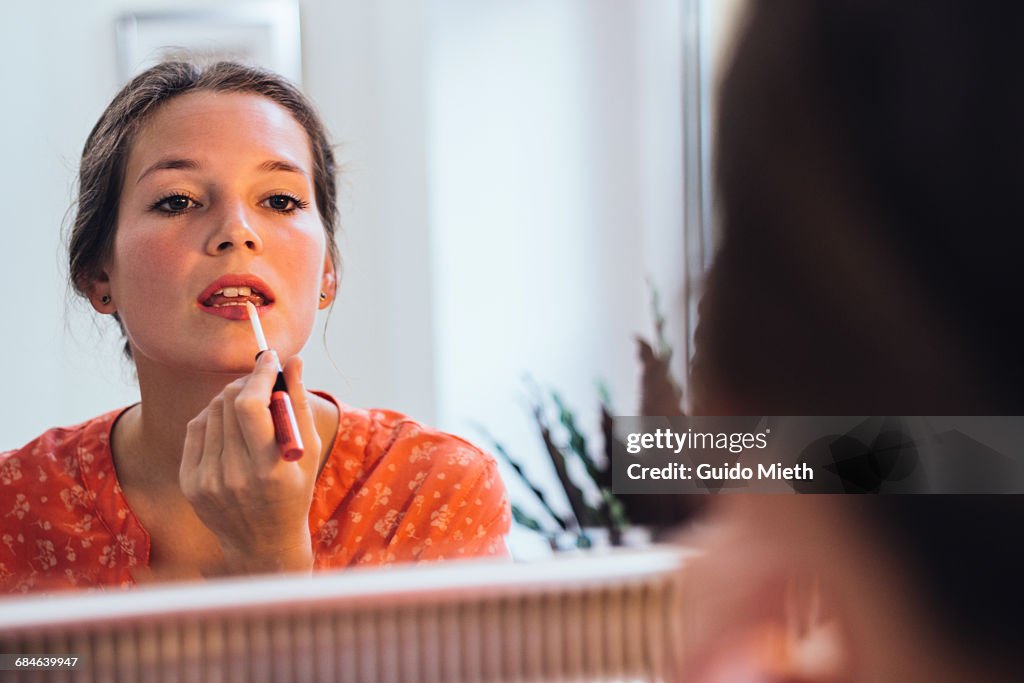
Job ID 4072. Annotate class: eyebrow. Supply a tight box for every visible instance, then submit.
[136,157,309,185]
[136,158,200,185]
[258,159,308,177]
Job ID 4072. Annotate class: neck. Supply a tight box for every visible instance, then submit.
[114,359,248,492]
[111,356,340,494]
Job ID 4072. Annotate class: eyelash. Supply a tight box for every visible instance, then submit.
[149,191,201,216]
[147,192,310,216]
[260,193,310,214]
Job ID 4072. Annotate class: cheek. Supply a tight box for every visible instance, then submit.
[276,228,328,290]
[110,229,193,305]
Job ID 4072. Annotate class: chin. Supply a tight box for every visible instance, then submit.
[130,347,256,376]
[205,353,261,375]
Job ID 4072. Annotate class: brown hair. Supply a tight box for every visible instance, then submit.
[68,60,340,358]
[692,1,1024,673]
[692,0,1024,415]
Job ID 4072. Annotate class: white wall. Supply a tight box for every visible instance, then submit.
[425,0,686,541]
[301,0,438,424]
[1,0,716,555]
[2,1,137,444]
[0,0,440,447]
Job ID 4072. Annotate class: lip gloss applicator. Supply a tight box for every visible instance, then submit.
[244,301,304,461]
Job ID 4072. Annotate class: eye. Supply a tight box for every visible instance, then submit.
[260,193,310,214]
[150,193,201,215]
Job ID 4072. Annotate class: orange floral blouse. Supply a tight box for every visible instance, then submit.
[0,393,510,593]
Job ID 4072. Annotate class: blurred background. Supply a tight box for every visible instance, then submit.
[0,0,744,556]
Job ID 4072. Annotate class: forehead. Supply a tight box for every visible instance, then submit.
[126,91,313,176]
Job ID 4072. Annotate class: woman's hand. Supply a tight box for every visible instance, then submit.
[180,351,322,576]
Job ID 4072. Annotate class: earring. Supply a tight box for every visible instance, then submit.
[100,295,111,305]
[319,292,327,301]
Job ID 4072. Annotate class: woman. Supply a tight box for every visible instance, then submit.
[683,1,1024,681]
[0,61,509,593]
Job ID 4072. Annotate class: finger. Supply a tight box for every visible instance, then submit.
[275,354,319,468]
[203,395,226,464]
[281,355,316,436]
[181,407,208,490]
[234,350,285,464]
[220,378,252,477]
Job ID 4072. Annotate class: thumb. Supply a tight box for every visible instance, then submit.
[282,355,317,440]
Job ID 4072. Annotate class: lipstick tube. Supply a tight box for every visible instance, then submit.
[246,301,304,461]
[260,352,304,462]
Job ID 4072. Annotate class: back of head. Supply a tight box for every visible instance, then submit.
[692,0,1024,415]
[689,1,1024,677]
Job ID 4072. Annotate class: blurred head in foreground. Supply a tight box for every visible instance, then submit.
[686,1,1024,681]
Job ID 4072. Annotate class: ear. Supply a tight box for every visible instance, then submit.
[319,260,337,310]
[84,271,116,314]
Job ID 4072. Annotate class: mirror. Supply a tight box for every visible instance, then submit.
[0,0,746,596]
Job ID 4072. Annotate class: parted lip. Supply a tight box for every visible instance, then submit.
[196,274,276,305]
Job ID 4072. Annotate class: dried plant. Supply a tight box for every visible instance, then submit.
[485,285,704,549]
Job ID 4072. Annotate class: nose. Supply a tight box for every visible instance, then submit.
[205,201,264,255]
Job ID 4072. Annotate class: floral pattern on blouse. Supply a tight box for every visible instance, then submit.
[0,393,510,593]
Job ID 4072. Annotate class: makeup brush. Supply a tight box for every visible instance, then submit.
[245,301,304,461]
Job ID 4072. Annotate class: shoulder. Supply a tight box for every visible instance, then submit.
[0,409,126,593]
[1,410,119,486]
[358,408,510,556]
[313,396,510,563]
[317,392,500,483]
[362,406,500,486]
